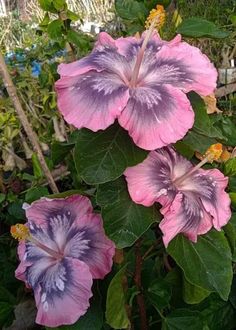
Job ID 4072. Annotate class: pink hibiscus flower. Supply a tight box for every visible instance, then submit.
[124,147,231,246]
[55,31,217,150]
[14,195,115,327]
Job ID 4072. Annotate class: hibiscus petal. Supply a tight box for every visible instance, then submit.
[119,84,194,150]
[176,168,231,230]
[125,147,192,206]
[25,195,93,227]
[15,241,30,284]
[55,69,129,130]
[145,37,217,95]
[116,31,164,57]
[34,258,92,327]
[198,169,231,230]
[64,213,115,279]
[58,32,127,78]
[94,31,117,50]
[160,192,213,247]
[58,57,98,78]
[125,151,173,207]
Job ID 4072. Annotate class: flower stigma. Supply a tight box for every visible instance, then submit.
[11,223,63,260]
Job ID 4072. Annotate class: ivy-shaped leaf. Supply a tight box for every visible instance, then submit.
[167,230,233,301]
[96,178,159,248]
[163,309,204,330]
[74,124,147,185]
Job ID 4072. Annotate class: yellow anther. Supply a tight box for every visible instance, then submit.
[11,224,30,241]
[218,148,231,163]
[145,5,166,31]
[204,143,223,162]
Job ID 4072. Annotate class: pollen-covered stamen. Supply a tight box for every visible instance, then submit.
[173,143,223,186]
[11,224,30,240]
[130,5,166,88]
[145,5,166,30]
[204,143,223,162]
[11,223,63,260]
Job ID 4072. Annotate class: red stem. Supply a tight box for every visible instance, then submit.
[134,239,148,330]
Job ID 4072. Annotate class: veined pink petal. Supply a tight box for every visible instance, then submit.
[35,258,92,327]
[58,60,99,78]
[199,169,231,230]
[56,70,129,131]
[148,37,217,95]
[15,241,30,285]
[159,192,213,247]
[119,84,194,150]
[65,213,115,279]
[24,195,93,227]
[125,148,192,206]
[125,151,173,207]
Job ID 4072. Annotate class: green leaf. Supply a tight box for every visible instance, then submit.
[51,141,74,165]
[7,201,25,222]
[224,213,236,261]
[229,276,236,309]
[67,30,90,49]
[182,276,210,304]
[115,0,148,21]
[211,116,236,147]
[167,230,233,301]
[115,0,148,33]
[0,302,14,327]
[163,309,204,330]
[47,19,64,39]
[195,293,236,330]
[177,18,229,39]
[0,193,5,204]
[53,0,66,10]
[38,0,57,13]
[74,124,148,185]
[223,158,236,177]
[39,12,50,27]
[32,153,43,179]
[183,93,225,153]
[97,178,159,248]
[147,279,172,310]
[229,192,236,207]
[230,14,236,26]
[0,286,15,304]
[0,288,15,327]
[229,176,236,191]
[25,187,49,203]
[67,10,80,21]
[174,141,194,159]
[106,266,130,329]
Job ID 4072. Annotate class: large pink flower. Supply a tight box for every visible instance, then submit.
[15,195,115,327]
[124,147,231,246]
[55,32,217,150]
